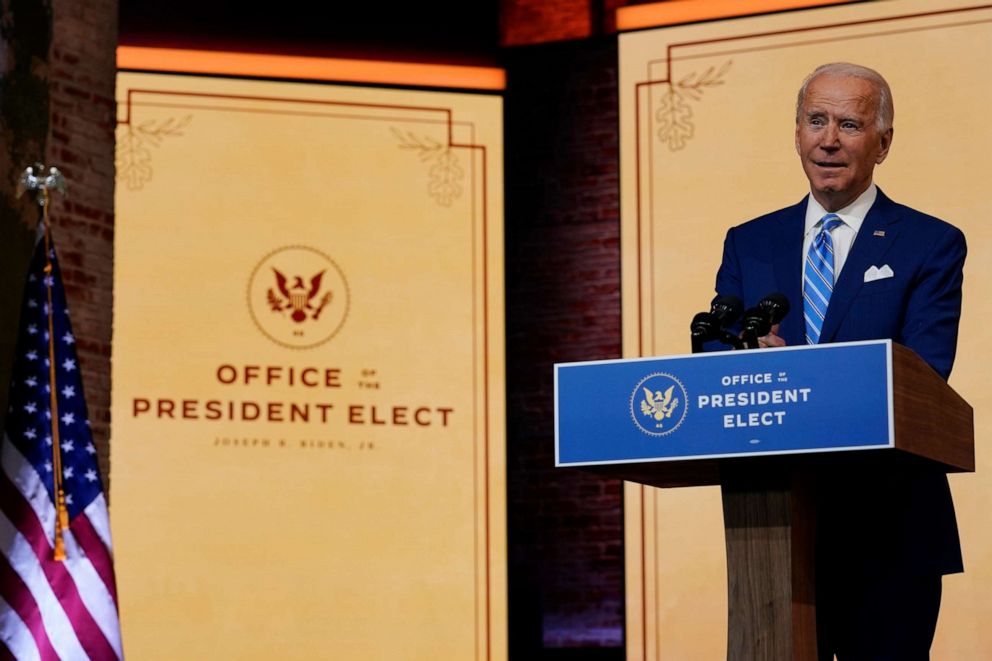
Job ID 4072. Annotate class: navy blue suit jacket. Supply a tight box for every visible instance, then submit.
[715,188,966,576]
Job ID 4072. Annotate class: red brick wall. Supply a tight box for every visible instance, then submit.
[501,0,593,46]
[45,0,118,485]
[504,38,624,654]
[500,0,631,46]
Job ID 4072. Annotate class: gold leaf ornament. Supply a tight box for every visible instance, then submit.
[656,88,694,151]
[392,128,464,206]
[116,116,191,191]
[428,150,463,207]
[654,60,732,151]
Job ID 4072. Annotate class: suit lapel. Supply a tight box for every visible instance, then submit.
[819,189,901,343]
[773,198,807,346]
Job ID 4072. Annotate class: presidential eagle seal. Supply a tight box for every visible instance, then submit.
[248,246,349,349]
[630,372,688,437]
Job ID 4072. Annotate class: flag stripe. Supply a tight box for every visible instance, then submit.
[62,528,122,658]
[0,465,118,660]
[1,443,54,546]
[72,511,118,606]
[0,554,57,661]
[0,619,28,661]
[4,441,117,609]
[80,494,113,553]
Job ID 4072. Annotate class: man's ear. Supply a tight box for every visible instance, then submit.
[876,127,894,164]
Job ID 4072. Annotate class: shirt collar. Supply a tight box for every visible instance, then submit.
[804,182,877,236]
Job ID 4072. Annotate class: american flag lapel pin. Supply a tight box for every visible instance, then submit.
[873,230,886,237]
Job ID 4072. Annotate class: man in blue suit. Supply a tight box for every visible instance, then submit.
[714,63,966,660]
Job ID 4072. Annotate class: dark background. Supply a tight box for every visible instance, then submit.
[118,1,502,63]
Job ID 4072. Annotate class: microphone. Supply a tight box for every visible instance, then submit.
[741,293,791,349]
[758,292,790,324]
[709,295,744,328]
[740,307,771,348]
[690,311,720,347]
[690,296,745,352]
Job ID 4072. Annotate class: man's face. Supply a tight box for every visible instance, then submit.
[795,74,893,212]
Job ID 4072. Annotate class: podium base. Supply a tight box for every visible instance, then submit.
[722,469,817,661]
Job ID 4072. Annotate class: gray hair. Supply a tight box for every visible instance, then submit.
[795,62,894,132]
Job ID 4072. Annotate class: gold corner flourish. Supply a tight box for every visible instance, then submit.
[116,116,192,191]
[655,60,732,151]
[391,128,464,207]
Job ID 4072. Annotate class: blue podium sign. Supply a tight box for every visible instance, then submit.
[555,340,893,467]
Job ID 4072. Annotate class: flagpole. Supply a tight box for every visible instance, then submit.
[18,164,70,561]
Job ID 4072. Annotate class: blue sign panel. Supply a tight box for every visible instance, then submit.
[555,340,892,466]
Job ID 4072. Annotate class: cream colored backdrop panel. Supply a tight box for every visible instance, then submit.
[112,72,505,660]
[620,1,992,658]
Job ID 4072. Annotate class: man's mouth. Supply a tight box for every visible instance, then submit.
[813,160,845,169]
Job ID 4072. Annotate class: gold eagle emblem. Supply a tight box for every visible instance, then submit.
[266,268,333,324]
[639,385,679,428]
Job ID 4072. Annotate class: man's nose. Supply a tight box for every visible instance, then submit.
[820,122,840,148]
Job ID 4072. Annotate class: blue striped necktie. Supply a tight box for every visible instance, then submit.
[803,213,844,344]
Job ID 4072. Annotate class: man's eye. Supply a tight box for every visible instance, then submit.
[841,122,859,130]
[810,117,825,126]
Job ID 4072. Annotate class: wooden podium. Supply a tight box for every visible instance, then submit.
[554,341,973,660]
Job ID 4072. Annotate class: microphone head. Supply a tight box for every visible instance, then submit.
[690,311,720,339]
[757,292,791,324]
[741,307,771,337]
[710,295,744,327]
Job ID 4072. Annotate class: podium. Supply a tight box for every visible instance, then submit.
[554,340,973,660]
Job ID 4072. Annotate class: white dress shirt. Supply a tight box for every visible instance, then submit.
[802,182,877,282]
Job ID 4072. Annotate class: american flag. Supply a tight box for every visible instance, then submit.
[0,228,122,659]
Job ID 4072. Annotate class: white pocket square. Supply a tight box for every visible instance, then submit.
[864,264,894,282]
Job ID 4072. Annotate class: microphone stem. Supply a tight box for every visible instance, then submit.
[719,330,745,350]
[691,334,704,354]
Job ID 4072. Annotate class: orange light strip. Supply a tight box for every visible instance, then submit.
[616,0,853,31]
[117,46,506,91]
